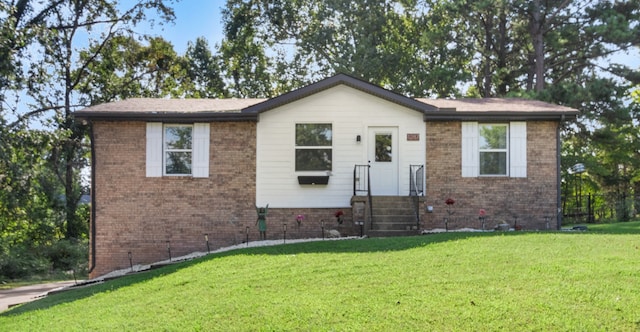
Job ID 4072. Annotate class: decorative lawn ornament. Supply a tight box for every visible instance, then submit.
[444,198,456,231]
[479,209,487,230]
[256,204,269,240]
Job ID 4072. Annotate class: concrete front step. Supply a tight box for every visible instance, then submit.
[371,196,418,208]
[372,222,420,231]
[372,217,415,225]
[372,207,417,215]
[370,196,420,233]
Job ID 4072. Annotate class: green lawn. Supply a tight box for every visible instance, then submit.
[2,222,640,331]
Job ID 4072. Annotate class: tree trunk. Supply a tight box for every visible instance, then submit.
[530,0,545,92]
[496,11,508,96]
[482,14,493,97]
[64,27,79,239]
[65,144,79,239]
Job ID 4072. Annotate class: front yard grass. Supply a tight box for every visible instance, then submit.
[1,222,639,331]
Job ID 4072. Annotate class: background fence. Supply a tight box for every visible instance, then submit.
[562,193,639,224]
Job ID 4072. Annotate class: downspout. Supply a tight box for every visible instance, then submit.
[88,121,97,274]
[556,115,564,230]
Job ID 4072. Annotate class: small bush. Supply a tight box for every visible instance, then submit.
[0,246,50,280]
[0,240,88,282]
[44,239,88,271]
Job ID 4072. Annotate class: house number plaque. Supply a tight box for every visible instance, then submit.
[406,133,420,141]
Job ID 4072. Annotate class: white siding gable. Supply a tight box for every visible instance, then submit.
[256,85,426,208]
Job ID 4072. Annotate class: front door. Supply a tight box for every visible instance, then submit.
[368,127,398,195]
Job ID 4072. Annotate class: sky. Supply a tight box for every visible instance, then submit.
[121,0,227,53]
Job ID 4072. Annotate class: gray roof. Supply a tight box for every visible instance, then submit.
[81,98,267,113]
[74,74,579,122]
[417,98,579,121]
[75,98,267,122]
[416,98,576,112]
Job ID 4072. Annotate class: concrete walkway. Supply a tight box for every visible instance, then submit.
[0,281,78,312]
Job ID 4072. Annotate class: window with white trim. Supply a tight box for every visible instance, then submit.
[164,125,193,175]
[461,121,527,178]
[295,123,332,171]
[146,122,210,178]
[479,124,508,175]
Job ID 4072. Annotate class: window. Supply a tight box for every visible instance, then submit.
[146,123,209,178]
[375,133,392,162]
[479,124,508,175]
[461,122,526,178]
[295,123,332,171]
[164,125,193,175]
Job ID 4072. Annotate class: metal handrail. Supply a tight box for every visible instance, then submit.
[410,164,424,197]
[353,164,368,195]
[410,165,424,228]
[353,162,373,228]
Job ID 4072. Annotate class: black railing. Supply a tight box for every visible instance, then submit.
[410,165,424,196]
[353,164,370,195]
[410,165,424,228]
[354,163,373,228]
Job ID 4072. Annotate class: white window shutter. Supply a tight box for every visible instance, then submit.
[146,122,163,177]
[461,122,479,177]
[510,121,527,178]
[192,123,210,178]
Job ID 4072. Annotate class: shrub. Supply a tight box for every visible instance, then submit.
[0,240,88,281]
[0,246,50,280]
[44,239,88,272]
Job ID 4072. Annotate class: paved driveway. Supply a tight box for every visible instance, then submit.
[0,281,77,312]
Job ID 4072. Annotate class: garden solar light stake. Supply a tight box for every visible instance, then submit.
[283,223,287,244]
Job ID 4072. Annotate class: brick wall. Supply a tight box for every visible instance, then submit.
[91,121,258,277]
[424,121,559,231]
[260,208,358,240]
[90,121,357,278]
[91,119,560,277]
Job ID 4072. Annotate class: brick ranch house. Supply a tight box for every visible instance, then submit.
[75,74,579,278]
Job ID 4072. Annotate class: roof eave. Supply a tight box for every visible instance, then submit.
[423,111,579,122]
[73,111,258,122]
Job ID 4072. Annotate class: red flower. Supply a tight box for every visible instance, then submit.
[445,198,455,206]
[335,210,344,218]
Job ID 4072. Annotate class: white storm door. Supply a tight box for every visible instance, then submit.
[368,127,399,195]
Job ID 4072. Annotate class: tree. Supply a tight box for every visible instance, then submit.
[2,0,176,240]
[220,0,472,97]
[220,0,273,97]
[183,37,227,98]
